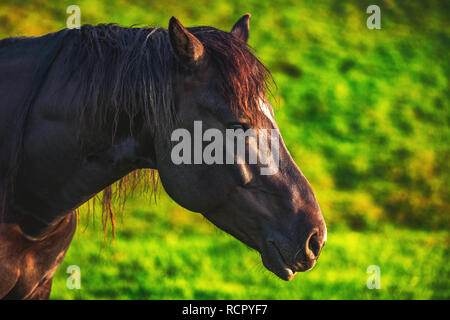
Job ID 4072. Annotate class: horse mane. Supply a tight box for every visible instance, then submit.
[2,23,275,237]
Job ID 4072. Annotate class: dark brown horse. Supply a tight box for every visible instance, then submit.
[0,15,326,299]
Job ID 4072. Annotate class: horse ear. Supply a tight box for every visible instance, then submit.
[168,16,205,69]
[231,14,251,43]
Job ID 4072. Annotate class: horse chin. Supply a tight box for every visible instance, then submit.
[274,266,297,282]
[261,242,297,281]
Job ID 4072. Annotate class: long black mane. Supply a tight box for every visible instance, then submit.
[66,23,273,139]
[68,24,178,141]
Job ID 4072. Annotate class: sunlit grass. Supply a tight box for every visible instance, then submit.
[50,195,449,300]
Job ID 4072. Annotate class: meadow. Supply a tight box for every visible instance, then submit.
[50,195,449,299]
[0,0,448,299]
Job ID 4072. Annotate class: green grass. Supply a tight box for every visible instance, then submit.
[50,195,449,300]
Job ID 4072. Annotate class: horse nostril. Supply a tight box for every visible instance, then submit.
[306,230,321,259]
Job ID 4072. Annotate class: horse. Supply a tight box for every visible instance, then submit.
[0,14,327,299]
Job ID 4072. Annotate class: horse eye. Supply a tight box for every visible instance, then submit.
[227,123,248,131]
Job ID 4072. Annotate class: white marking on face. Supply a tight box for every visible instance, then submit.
[259,99,275,123]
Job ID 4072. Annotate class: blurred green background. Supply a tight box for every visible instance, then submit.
[0,0,448,299]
